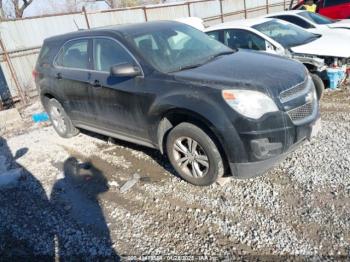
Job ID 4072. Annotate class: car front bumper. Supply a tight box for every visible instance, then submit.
[229,116,321,179]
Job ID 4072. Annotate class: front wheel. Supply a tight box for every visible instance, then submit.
[166,122,224,186]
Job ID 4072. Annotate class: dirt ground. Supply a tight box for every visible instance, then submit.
[0,88,350,260]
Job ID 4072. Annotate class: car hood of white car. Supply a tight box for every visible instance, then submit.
[328,19,350,29]
[291,31,350,58]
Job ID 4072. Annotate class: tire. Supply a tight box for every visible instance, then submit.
[45,98,79,138]
[166,122,224,186]
[311,73,324,101]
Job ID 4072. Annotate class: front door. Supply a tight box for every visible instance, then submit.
[88,37,149,140]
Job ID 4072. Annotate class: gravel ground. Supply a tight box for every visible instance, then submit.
[0,88,350,260]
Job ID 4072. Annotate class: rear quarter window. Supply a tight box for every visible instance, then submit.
[38,45,50,61]
[37,44,52,67]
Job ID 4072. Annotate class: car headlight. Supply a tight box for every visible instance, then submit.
[222,89,279,119]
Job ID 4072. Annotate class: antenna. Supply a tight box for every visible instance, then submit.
[73,19,81,31]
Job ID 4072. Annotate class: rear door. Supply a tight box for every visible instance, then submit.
[88,37,148,139]
[320,0,350,19]
[54,38,95,124]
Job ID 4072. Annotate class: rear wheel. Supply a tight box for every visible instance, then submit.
[311,73,324,101]
[45,98,79,138]
[166,122,224,186]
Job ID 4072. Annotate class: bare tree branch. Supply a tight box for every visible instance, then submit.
[103,0,112,7]
[11,0,34,18]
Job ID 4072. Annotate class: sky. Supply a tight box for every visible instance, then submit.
[2,0,109,18]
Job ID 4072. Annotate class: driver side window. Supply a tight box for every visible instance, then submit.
[223,29,267,51]
[93,38,135,72]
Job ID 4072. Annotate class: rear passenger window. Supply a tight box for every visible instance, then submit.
[224,29,267,51]
[93,38,134,72]
[56,40,89,69]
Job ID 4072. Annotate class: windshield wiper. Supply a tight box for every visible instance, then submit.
[171,63,204,72]
[211,50,236,58]
[170,50,235,73]
[203,50,235,64]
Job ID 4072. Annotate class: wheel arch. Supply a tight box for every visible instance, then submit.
[303,63,319,73]
[157,108,230,173]
[40,91,64,111]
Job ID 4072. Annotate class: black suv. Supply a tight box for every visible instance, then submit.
[34,21,320,186]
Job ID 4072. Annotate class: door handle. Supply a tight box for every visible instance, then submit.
[56,73,62,80]
[90,80,101,88]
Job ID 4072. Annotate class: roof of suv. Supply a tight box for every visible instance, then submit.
[45,20,182,42]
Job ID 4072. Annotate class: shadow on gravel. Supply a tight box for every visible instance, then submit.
[0,136,54,260]
[51,157,120,260]
[0,136,120,260]
[80,129,179,177]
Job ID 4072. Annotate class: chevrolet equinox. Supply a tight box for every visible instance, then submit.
[34,21,320,186]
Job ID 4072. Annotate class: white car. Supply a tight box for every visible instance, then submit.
[264,10,350,35]
[205,18,350,94]
[175,17,205,31]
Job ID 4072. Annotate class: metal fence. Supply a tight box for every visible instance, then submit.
[0,0,291,104]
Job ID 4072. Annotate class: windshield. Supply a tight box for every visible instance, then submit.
[253,20,318,48]
[128,24,232,73]
[299,11,336,24]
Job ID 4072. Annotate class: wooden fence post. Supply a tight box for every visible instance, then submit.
[219,0,224,22]
[187,2,191,17]
[266,0,269,14]
[143,7,148,21]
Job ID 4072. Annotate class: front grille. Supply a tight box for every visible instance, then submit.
[279,80,307,103]
[287,102,313,122]
[280,76,317,125]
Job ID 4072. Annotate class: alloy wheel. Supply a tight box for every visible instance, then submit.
[172,137,209,178]
[50,105,67,134]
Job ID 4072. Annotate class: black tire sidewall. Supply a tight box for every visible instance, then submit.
[311,73,324,101]
[166,123,224,186]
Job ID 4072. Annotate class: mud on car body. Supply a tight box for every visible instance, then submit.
[34,21,320,186]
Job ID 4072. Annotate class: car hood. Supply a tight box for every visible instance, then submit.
[328,19,350,29]
[172,49,307,98]
[291,32,350,58]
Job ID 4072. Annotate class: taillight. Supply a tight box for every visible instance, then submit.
[32,69,39,80]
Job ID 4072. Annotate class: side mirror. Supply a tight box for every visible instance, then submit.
[110,63,141,77]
